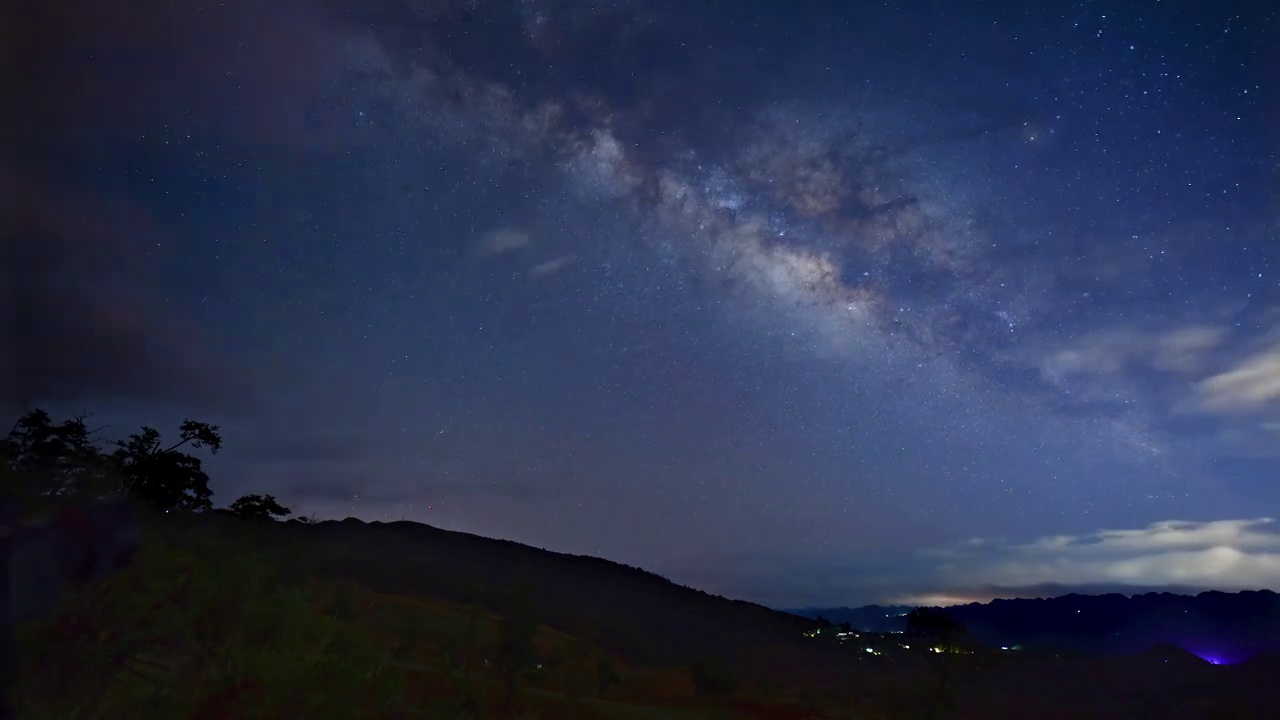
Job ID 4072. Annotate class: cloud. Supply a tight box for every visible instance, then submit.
[0,175,253,411]
[1196,344,1280,413]
[1038,324,1230,401]
[476,227,531,257]
[528,254,575,277]
[1155,326,1229,373]
[909,518,1280,603]
[1029,322,1280,463]
[7,0,295,413]
[18,0,349,150]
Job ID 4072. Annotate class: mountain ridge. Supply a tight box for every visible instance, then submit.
[790,589,1280,661]
[183,512,832,677]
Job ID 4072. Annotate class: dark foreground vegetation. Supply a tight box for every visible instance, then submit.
[4,409,1279,718]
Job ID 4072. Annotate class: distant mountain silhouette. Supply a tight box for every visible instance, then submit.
[791,590,1280,662]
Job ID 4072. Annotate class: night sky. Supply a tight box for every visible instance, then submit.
[6,0,1278,608]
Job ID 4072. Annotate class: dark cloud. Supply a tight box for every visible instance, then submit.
[4,0,340,413]
[0,175,253,411]
[15,0,347,152]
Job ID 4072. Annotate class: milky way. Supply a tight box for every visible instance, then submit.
[9,0,1278,606]
[333,1,1247,474]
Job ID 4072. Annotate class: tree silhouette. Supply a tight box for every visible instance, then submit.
[226,494,292,521]
[111,420,222,513]
[2,409,262,518]
[1,409,116,500]
[905,607,965,651]
[906,607,968,709]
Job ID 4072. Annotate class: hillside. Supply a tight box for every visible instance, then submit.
[177,513,825,675]
[17,508,1280,719]
[16,509,831,719]
[794,590,1280,661]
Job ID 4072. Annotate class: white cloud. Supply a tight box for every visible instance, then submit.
[920,518,1280,598]
[1038,324,1227,405]
[476,227,530,257]
[1153,325,1228,373]
[1196,344,1280,413]
[528,254,575,277]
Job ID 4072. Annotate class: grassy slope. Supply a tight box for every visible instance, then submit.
[205,514,820,671]
[14,513,818,720]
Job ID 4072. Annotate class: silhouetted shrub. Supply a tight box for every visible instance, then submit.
[226,493,292,521]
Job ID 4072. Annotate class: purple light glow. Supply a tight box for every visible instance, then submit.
[1187,649,1236,666]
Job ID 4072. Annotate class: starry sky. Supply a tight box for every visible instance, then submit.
[5,0,1278,608]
